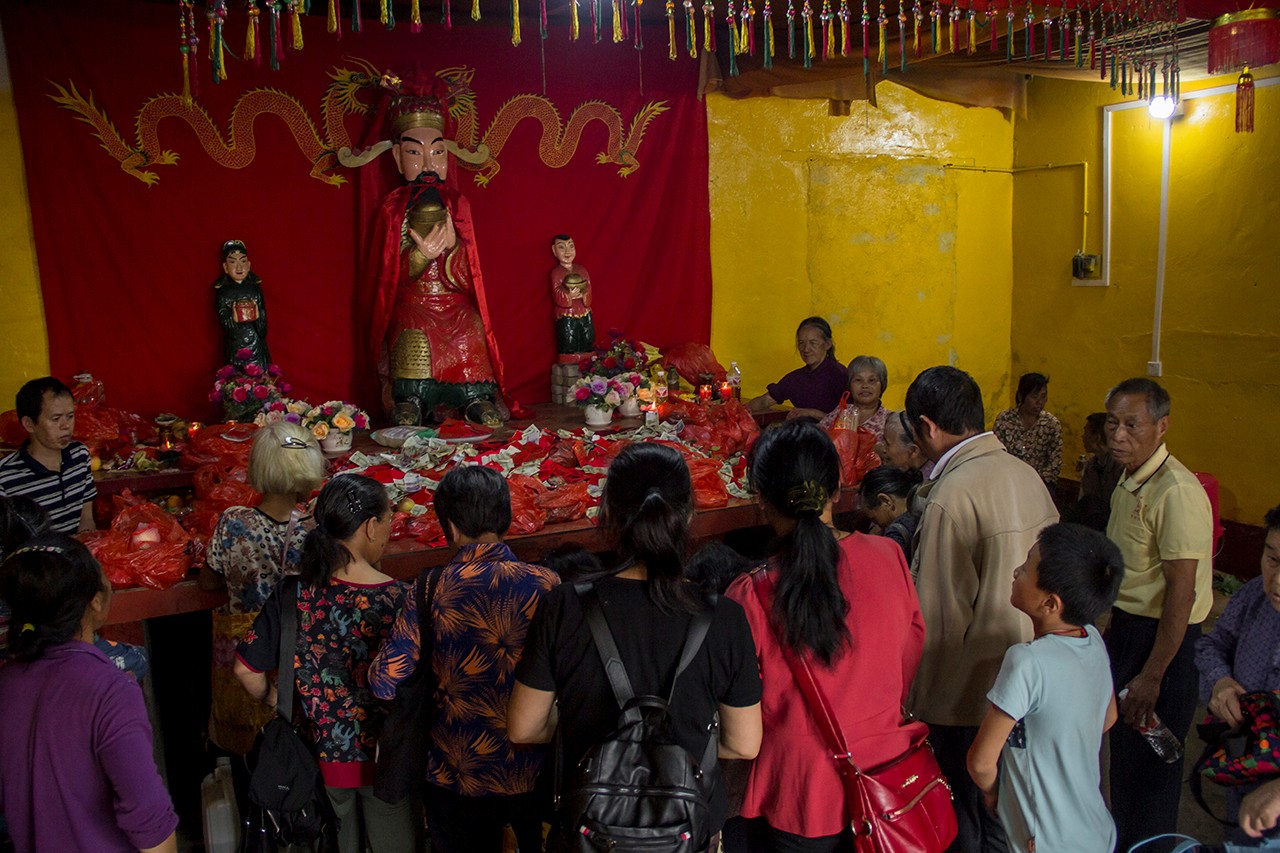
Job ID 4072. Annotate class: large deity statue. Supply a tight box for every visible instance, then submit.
[363,81,507,426]
[213,239,270,369]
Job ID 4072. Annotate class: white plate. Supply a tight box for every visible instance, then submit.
[370,427,429,448]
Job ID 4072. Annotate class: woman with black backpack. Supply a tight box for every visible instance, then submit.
[235,474,415,853]
[509,442,763,852]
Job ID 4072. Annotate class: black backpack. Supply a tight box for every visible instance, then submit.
[557,583,719,853]
[241,578,339,852]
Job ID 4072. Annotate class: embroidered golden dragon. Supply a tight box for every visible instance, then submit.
[48,60,669,188]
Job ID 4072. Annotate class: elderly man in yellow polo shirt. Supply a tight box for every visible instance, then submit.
[1103,377,1213,851]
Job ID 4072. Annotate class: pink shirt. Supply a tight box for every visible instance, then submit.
[726,533,927,837]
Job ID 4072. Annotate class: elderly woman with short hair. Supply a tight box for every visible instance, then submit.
[993,372,1063,491]
[819,354,890,441]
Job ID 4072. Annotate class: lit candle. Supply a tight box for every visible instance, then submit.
[698,383,713,403]
[719,381,733,402]
[187,421,203,434]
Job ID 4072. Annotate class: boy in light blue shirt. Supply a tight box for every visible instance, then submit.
[967,523,1124,853]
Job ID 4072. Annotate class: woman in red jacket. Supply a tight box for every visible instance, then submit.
[726,420,927,851]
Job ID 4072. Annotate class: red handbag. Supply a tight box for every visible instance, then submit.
[752,570,957,853]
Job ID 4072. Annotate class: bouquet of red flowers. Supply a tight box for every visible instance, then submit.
[579,331,649,380]
[208,349,292,422]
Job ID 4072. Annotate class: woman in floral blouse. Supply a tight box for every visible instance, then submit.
[235,474,414,853]
[199,421,326,756]
[993,372,1063,491]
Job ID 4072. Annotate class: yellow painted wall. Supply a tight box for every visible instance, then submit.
[706,84,1015,417]
[0,23,48,405]
[1011,75,1280,522]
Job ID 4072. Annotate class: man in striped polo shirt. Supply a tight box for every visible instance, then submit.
[0,378,96,535]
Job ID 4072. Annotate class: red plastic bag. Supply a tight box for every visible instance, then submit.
[81,529,192,591]
[190,424,257,466]
[536,482,591,524]
[688,459,730,509]
[662,343,726,384]
[194,464,261,514]
[829,425,881,487]
[508,475,548,535]
[110,502,190,544]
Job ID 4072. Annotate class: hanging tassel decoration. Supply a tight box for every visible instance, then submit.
[930,2,939,54]
[179,1,196,105]
[471,0,480,22]
[511,0,521,43]
[352,0,363,32]
[667,0,677,56]
[900,4,909,69]
[912,0,921,56]
[593,0,601,42]
[879,1,888,73]
[949,5,958,54]
[1043,9,1052,61]
[1075,13,1083,66]
[289,0,305,47]
[443,0,452,29]
[572,0,580,39]
[704,0,715,50]
[989,2,998,53]
[839,0,850,56]
[614,0,624,40]
[821,0,832,58]
[269,2,284,69]
[745,0,757,54]
[789,0,797,57]
[1005,8,1013,60]
[966,8,975,53]
[764,0,775,65]
[246,3,262,66]
[803,0,814,67]
[728,0,740,72]
[686,0,697,55]
[328,0,340,35]
[862,0,870,75]
[410,0,421,31]
[209,2,228,82]
[635,0,644,49]
[1023,6,1032,59]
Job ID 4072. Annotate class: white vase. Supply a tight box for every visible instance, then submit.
[618,397,641,417]
[584,404,613,427]
[321,430,353,452]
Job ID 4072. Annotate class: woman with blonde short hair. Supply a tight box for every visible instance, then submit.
[199,420,327,755]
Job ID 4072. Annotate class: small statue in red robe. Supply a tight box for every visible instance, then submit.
[550,234,594,361]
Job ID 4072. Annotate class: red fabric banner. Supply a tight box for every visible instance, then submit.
[1,1,711,418]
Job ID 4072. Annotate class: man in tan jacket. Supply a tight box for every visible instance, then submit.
[905,366,1060,853]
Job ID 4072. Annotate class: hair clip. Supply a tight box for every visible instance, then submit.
[787,481,829,513]
[281,435,309,450]
[346,490,363,518]
[8,544,65,559]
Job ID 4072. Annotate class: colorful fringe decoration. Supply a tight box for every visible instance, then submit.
[764,0,775,65]
[512,0,521,43]
[410,0,422,31]
[704,0,716,50]
[352,0,363,32]
[328,0,341,36]
[1006,8,1014,60]
[615,0,625,42]
[571,0,580,39]
[381,0,395,28]
[968,8,976,54]
[803,0,814,67]
[1024,6,1033,59]
[990,2,998,53]
[686,0,697,55]
[289,0,305,47]
[949,5,958,54]
[179,1,200,104]
[930,2,939,54]
[245,2,261,67]
[744,0,756,54]
[592,0,601,42]
[728,0,740,73]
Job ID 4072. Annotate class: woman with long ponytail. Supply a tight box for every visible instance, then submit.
[234,474,416,853]
[725,420,927,851]
[509,442,764,845]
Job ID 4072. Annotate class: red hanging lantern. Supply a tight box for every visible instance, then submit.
[1208,8,1279,75]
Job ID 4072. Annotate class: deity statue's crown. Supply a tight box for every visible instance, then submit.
[382,72,448,138]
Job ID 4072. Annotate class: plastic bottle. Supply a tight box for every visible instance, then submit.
[727,362,742,401]
[653,364,669,406]
[201,756,241,853]
[1118,688,1183,763]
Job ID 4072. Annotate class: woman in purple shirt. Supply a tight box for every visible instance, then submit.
[0,534,178,853]
[747,316,848,419]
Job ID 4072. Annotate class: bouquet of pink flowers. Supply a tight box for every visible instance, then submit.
[209,350,291,422]
[252,398,311,427]
[571,372,646,410]
[301,400,370,440]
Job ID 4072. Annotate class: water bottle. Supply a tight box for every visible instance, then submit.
[727,362,742,401]
[1118,688,1184,763]
[653,364,669,406]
